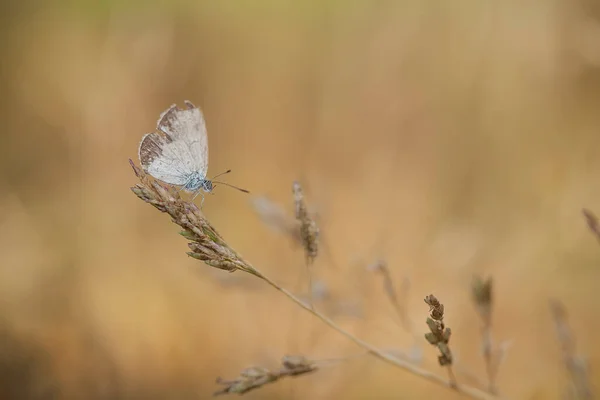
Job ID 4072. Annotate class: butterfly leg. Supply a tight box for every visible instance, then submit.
[191,190,206,208]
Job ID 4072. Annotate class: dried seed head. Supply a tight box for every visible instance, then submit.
[281,355,316,375]
[240,367,271,378]
[214,367,277,396]
[292,181,304,219]
[292,181,319,263]
[130,159,256,275]
[214,356,317,396]
[423,294,453,367]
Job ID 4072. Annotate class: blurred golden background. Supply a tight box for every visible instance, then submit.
[1,0,600,398]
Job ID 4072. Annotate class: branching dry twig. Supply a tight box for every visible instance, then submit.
[549,300,594,400]
[129,160,503,400]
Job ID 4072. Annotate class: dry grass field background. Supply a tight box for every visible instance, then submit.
[1,1,600,398]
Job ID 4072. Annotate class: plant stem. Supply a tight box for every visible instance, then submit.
[482,326,497,394]
[247,264,503,400]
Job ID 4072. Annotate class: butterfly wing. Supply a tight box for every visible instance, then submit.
[138,132,191,185]
[156,101,209,178]
[138,101,209,187]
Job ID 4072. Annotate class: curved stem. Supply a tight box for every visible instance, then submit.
[247,265,502,400]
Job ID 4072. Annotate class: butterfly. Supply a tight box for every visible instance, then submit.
[138,101,248,206]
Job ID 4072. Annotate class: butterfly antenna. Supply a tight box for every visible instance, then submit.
[211,169,232,180]
[213,180,250,193]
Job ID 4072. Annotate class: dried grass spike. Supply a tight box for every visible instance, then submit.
[214,356,317,396]
[130,159,255,275]
[214,367,277,396]
[281,355,317,376]
[292,181,319,264]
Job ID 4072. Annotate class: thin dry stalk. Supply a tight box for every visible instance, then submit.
[549,300,594,400]
[471,275,506,394]
[368,260,418,341]
[423,294,456,387]
[129,161,502,400]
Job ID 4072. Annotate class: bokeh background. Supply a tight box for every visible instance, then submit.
[1,0,600,398]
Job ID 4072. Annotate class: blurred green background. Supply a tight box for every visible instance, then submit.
[1,0,600,398]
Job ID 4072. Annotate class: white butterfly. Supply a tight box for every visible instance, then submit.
[138,101,248,206]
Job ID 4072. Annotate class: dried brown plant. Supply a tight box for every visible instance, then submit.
[471,275,509,394]
[423,294,456,386]
[251,183,321,306]
[292,181,319,264]
[368,260,417,340]
[537,206,600,399]
[129,160,501,400]
[549,300,593,400]
[214,355,317,396]
[292,181,319,307]
[582,208,600,243]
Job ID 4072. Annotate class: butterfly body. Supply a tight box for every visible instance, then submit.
[183,172,213,193]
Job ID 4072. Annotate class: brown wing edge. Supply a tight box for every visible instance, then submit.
[138,132,169,171]
[156,103,177,133]
[156,101,201,135]
[184,100,196,109]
